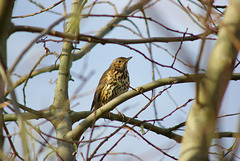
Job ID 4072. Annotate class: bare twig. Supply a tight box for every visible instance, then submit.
[12,0,63,18]
[9,13,73,73]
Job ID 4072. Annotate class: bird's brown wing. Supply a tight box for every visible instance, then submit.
[91,69,109,110]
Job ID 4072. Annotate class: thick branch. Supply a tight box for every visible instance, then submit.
[66,73,240,141]
[3,72,240,144]
[180,0,240,160]
[4,110,240,143]
[50,0,85,160]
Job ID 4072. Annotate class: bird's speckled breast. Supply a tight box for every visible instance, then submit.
[100,69,129,105]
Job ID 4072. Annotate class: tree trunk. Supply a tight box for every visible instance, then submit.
[180,0,240,160]
[50,0,84,160]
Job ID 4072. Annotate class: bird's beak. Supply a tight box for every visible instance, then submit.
[126,57,132,61]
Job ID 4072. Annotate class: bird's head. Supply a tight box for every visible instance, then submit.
[110,57,132,71]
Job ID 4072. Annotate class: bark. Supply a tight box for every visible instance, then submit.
[50,0,84,160]
[179,0,240,160]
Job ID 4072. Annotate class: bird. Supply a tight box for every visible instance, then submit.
[91,57,132,111]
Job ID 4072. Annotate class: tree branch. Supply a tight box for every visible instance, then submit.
[13,25,204,44]
[9,14,72,73]
[65,73,240,141]
[180,0,240,160]
[4,73,240,123]
[5,64,59,96]
[0,0,18,160]
[72,0,151,60]
[50,0,85,160]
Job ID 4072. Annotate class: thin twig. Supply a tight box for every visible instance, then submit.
[12,0,63,18]
[9,13,73,73]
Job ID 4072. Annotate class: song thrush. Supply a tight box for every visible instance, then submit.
[91,57,132,110]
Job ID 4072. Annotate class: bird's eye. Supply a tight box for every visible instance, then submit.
[118,60,122,63]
